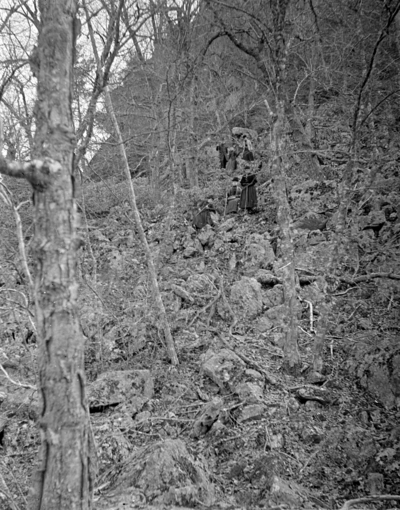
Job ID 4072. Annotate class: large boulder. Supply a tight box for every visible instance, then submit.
[98,439,215,507]
[263,284,284,309]
[230,277,263,319]
[201,348,246,392]
[87,369,154,414]
[243,233,275,270]
[346,339,400,408]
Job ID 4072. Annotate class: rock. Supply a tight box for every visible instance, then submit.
[228,252,237,271]
[270,432,285,449]
[264,304,288,329]
[255,316,275,332]
[296,387,331,405]
[135,410,151,423]
[183,246,198,258]
[191,398,223,438]
[0,383,40,420]
[87,369,154,414]
[360,210,386,232]
[254,269,280,285]
[182,238,204,258]
[211,238,223,253]
[270,332,285,348]
[297,238,359,273]
[100,439,215,507]
[243,233,275,270]
[200,348,246,392]
[219,218,236,231]
[230,277,263,319]
[347,341,400,408]
[300,423,325,444]
[290,180,337,216]
[367,472,384,495]
[235,382,264,403]
[263,284,284,309]
[239,403,266,422]
[293,212,328,231]
[268,476,309,507]
[308,231,327,245]
[245,369,264,380]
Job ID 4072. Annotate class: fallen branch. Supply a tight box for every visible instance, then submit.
[341,272,400,284]
[339,495,400,510]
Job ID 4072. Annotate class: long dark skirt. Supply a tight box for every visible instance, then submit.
[240,185,257,210]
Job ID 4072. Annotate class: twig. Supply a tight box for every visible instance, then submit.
[348,303,361,321]
[340,495,400,510]
[341,272,400,284]
[303,299,314,333]
[299,325,313,338]
[332,287,359,296]
[0,364,36,390]
[82,277,106,308]
[208,326,279,386]
[299,448,321,473]
[219,277,238,335]
[264,424,272,450]
[0,487,20,510]
[188,287,222,327]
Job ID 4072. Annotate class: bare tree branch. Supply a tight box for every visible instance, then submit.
[0,155,60,189]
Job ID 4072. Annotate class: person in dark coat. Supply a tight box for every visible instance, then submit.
[225,177,241,214]
[193,200,216,229]
[216,143,228,169]
[240,170,257,212]
[226,147,238,173]
[242,138,255,161]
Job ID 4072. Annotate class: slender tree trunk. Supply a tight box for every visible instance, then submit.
[187,79,199,188]
[84,1,177,365]
[104,86,179,366]
[271,102,301,375]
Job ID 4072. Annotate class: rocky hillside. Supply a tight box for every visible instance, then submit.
[0,165,400,509]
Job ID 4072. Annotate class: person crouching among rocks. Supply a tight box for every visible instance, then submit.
[193,199,217,229]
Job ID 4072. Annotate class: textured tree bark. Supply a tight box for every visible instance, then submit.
[29,1,95,508]
[271,102,301,375]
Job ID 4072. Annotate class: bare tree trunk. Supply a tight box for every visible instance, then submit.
[32,2,95,507]
[0,1,96,508]
[187,80,199,188]
[271,102,301,375]
[104,86,179,366]
[83,0,177,365]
